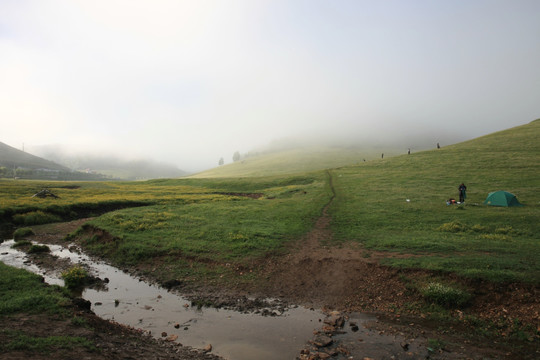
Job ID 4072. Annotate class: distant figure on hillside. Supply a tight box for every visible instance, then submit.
[458,183,467,203]
[437,142,440,149]
[381,153,384,159]
[408,148,410,155]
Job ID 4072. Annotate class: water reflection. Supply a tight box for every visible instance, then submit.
[0,240,321,360]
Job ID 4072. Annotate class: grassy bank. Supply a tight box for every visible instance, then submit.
[79,174,331,282]
[0,262,95,354]
[1,174,331,283]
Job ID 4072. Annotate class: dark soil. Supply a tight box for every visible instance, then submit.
[0,312,221,360]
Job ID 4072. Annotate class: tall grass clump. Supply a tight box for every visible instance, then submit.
[13,211,61,226]
[27,244,50,254]
[61,266,89,289]
[437,221,467,233]
[11,240,31,248]
[13,227,34,240]
[421,282,472,308]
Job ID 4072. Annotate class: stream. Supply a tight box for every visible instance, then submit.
[1,239,434,360]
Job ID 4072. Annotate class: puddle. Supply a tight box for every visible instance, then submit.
[0,240,64,286]
[1,240,436,359]
[1,240,322,360]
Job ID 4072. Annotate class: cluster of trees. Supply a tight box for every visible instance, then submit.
[218,151,243,166]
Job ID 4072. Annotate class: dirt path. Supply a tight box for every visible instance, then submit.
[262,171,417,311]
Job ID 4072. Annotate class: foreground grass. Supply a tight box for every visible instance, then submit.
[0,262,95,354]
[330,120,540,283]
[0,330,95,354]
[0,262,70,316]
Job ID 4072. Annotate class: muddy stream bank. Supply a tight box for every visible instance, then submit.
[0,239,438,360]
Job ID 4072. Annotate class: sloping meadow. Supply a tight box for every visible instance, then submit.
[329,120,540,283]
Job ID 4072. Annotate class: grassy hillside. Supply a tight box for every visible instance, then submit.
[190,146,407,178]
[330,119,540,282]
[33,149,190,180]
[0,142,70,172]
[0,142,113,180]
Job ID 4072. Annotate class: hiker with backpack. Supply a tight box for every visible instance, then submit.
[458,183,467,203]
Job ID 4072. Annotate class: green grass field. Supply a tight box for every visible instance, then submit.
[190,146,405,178]
[0,262,96,353]
[329,120,540,283]
[1,120,539,286]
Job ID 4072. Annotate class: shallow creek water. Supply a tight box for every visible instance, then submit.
[1,239,433,360]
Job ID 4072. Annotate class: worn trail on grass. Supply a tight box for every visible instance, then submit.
[261,172,538,359]
[263,170,416,311]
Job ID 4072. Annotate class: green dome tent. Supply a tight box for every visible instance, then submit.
[484,191,523,207]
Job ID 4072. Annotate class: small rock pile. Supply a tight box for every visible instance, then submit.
[298,310,351,360]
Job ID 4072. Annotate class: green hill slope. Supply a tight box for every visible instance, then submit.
[330,118,540,282]
[190,146,405,178]
[0,142,70,172]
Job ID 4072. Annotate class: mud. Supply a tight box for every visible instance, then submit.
[1,240,324,360]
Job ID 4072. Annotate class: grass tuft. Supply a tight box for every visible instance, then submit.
[61,266,89,289]
[420,282,472,308]
[27,244,50,254]
[13,227,34,240]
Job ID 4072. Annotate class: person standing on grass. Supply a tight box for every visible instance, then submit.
[458,183,467,203]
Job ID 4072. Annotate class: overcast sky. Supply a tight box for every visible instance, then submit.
[1,0,539,171]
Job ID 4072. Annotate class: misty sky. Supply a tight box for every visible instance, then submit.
[1,0,539,172]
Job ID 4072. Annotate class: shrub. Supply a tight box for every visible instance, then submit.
[13,211,62,226]
[71,316,88,327]
[480,233,511,241]
[471,224,488,233]
[13,227,34,241]
[495,226,513,234]
[421,282,471,308]
[436,221,467,233]
[11,240,31,248]
[27,244,50,254]
[61,266,89,289]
